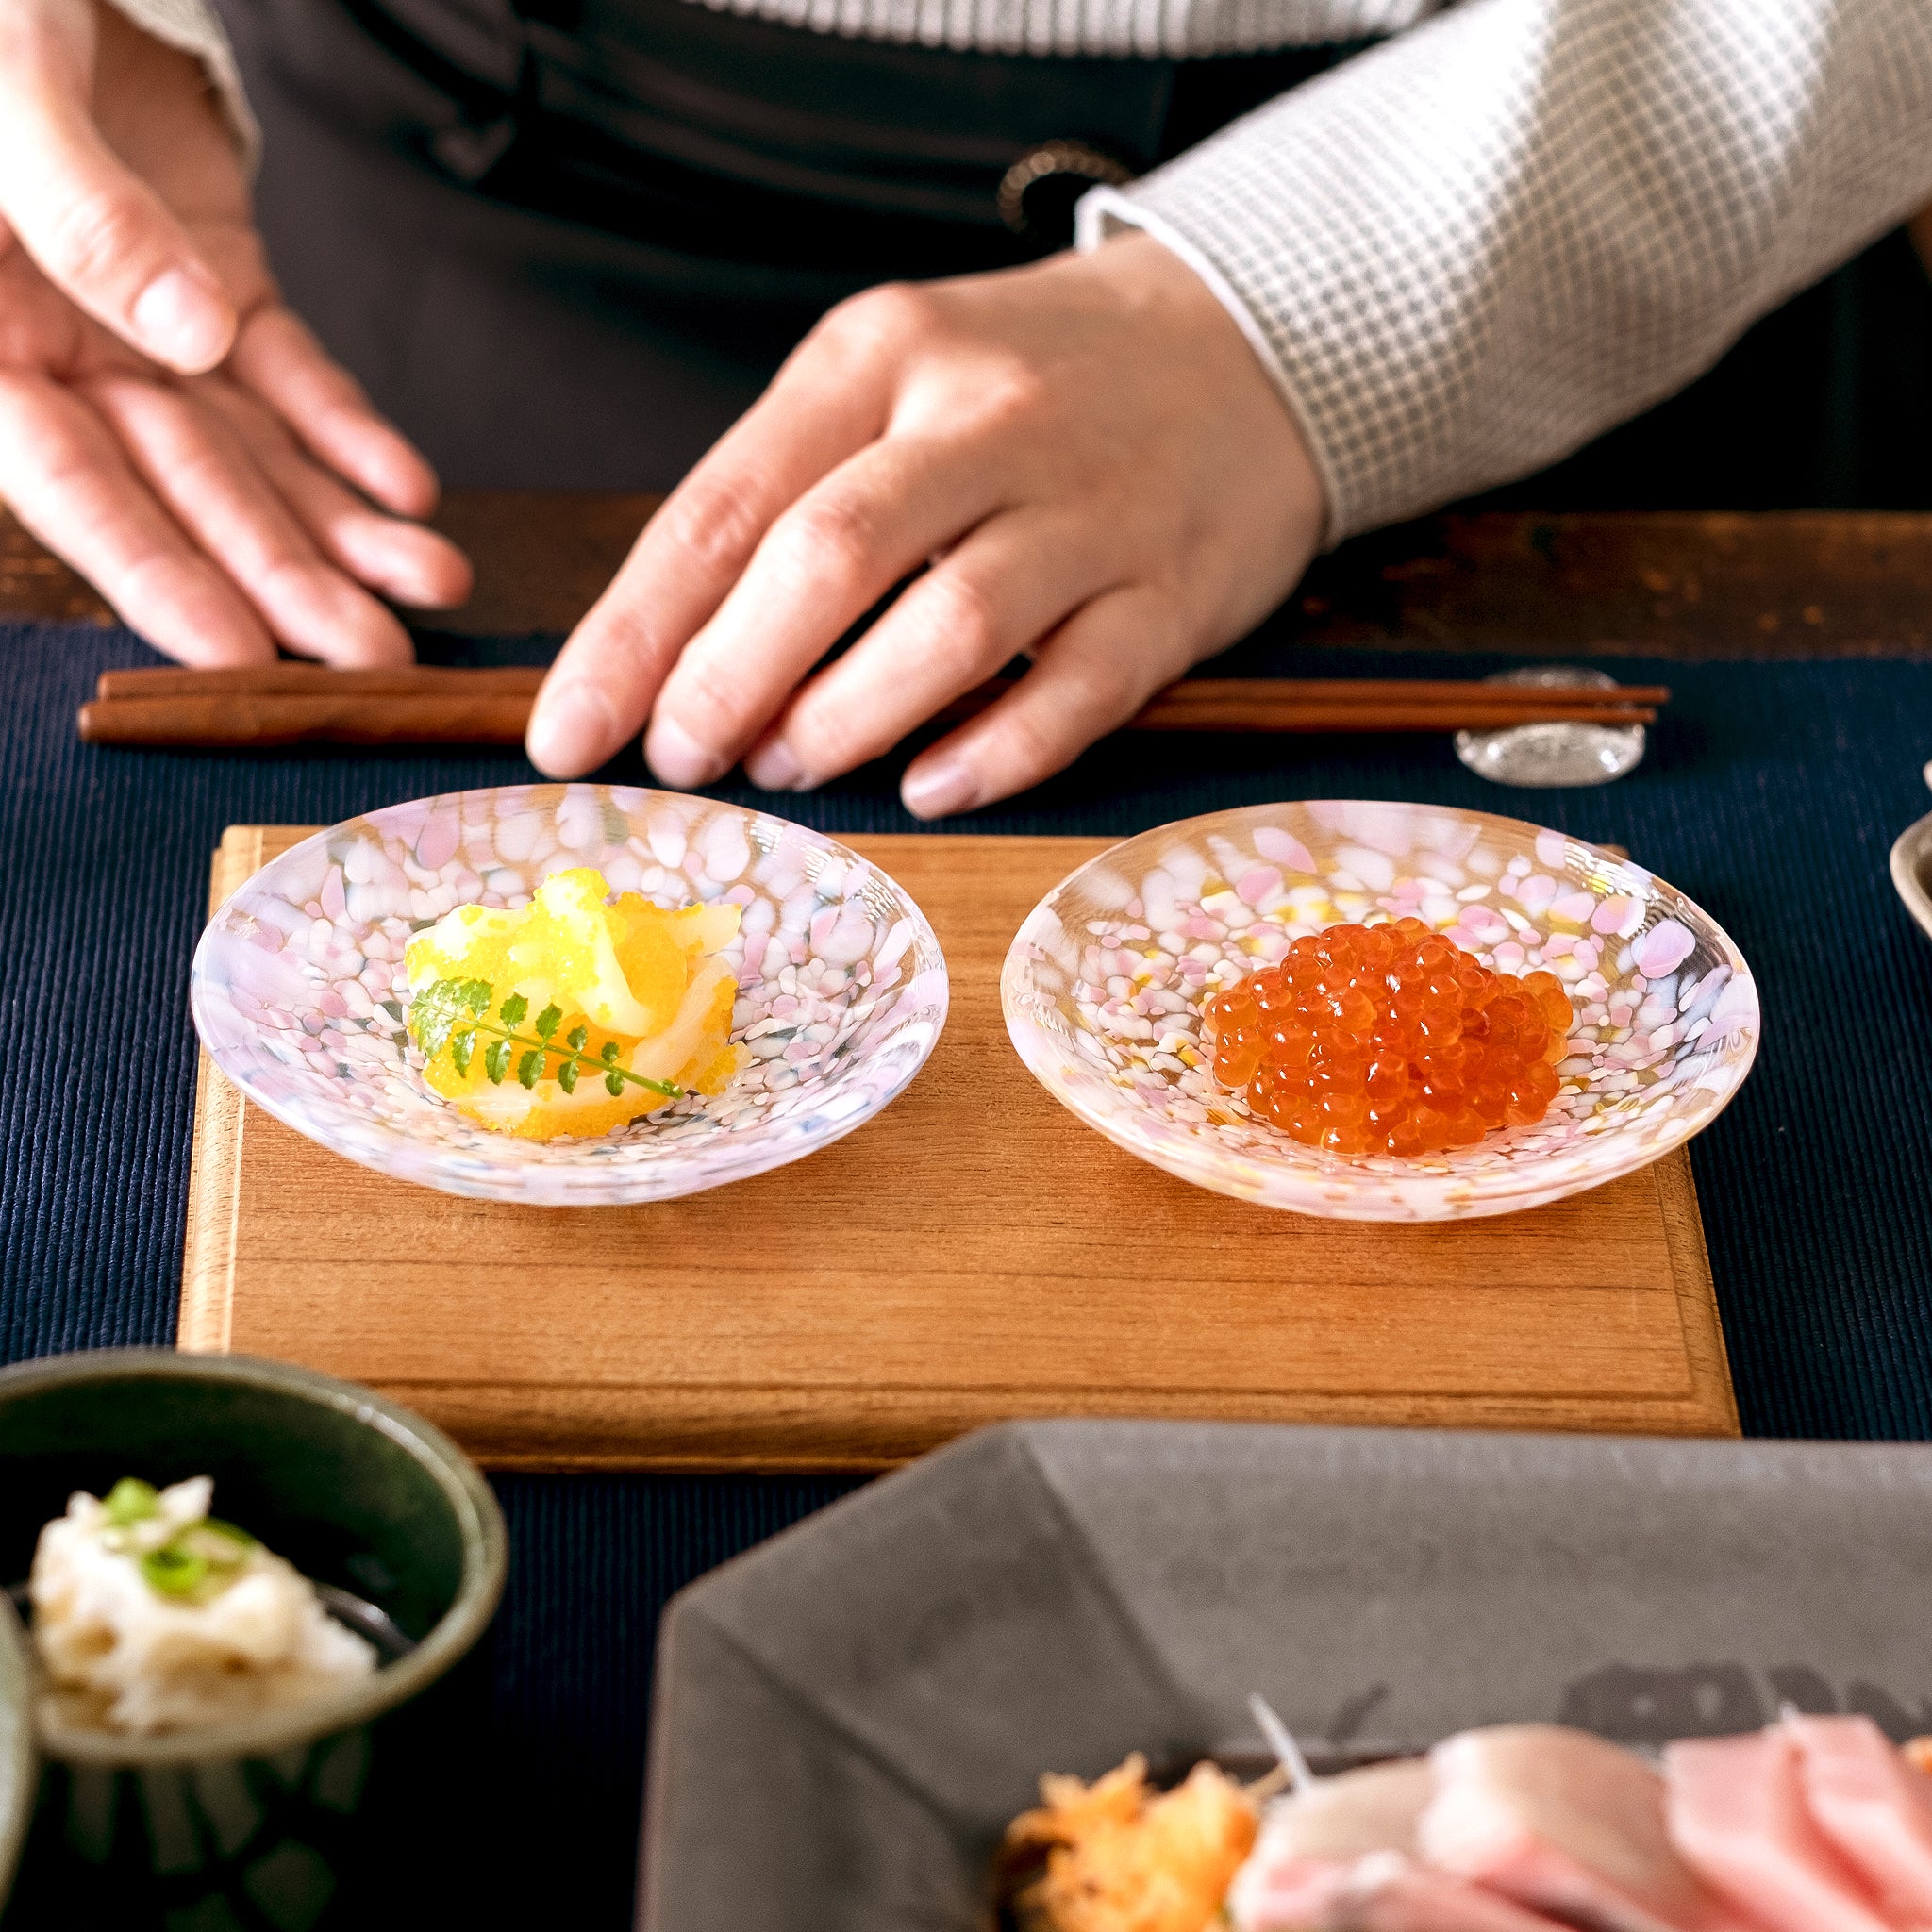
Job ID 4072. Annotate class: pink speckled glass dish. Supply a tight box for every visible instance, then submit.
[190,787,948,1206]
[1002,801,1759,1222]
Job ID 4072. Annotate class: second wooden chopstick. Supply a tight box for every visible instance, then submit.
[91,664,548,701]
[76,665,1666,749]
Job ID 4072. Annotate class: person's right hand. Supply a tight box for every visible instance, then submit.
[0,0,471,664]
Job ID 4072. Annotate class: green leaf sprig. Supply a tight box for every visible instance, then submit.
[408,978,683,1100]
[141,1520,256,1600]
[96,1478,259,1601]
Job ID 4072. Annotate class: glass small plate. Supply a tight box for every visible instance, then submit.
[1001,801,1759,1222]
[190,787,948,1206]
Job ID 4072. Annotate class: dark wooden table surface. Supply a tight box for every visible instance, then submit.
[7,496,1932,657]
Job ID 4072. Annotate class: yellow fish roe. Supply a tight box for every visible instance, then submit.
[403,867,749,1141]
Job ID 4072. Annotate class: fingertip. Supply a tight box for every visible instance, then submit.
[230,308,441,513]
[339,622,417,669]
[111,556,274,667]
[323,604,416,670]
[338,522,474,609]
[130,266,236,375]
[360,437,441,521]
[273,575,416,669]
[527,678,623,777]
[137,603,275,670]
[644,712,728,791]
[899,750,979,821]
[163,630,276,669]
[742,736,808,792]
[323,419,439,520]
[396,533,473,609]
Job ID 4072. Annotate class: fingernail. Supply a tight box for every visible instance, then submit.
[743,739,805,791]
[131,266,232,371]
[527,680,620,775]
[901,756,978,820]
[646,713,728,790]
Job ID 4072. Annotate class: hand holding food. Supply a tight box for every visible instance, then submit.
[405,866,746,1141]
[28,1475,375,1737]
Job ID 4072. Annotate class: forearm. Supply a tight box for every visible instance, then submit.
[102,0,257,163]
[1085,0,1932,541]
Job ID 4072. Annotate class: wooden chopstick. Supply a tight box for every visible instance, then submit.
[75,664,1665,749]
[91,664,547,700]
[1122,677,1670,709]
[77,692,539,748]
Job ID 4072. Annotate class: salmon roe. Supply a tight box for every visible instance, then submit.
[1200,918,1574,1158]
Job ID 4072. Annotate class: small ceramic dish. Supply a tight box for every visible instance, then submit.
[0,1592,29,1918]
[644,1419,1932,1932]
[190,785,948,1206]
[0,1348,506,1928]
[1890,761,1932,945]
[1002,801,1759,1222]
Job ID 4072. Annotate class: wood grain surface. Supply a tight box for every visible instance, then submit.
[179,826,1738,1470]
[10,496,1932,656]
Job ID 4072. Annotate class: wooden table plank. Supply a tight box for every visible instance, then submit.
[10,498,1932,657]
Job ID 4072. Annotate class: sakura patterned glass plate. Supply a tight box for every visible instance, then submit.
[1001,802,1759,1222]
[190,787,948,1206]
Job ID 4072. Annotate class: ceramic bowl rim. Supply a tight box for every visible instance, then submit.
[1001,799,1762,1219]
[1890,808,1932,944]
[0,1348,508,1768]
[187,787,951,1205]
[0,1592,31,1911]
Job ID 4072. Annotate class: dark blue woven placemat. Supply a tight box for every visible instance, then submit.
[5,619,1931,1921]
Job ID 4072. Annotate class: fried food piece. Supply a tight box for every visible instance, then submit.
[1002,1754,1257,1932]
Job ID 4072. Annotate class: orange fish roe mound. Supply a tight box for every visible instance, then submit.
[1200,918,1574,1158]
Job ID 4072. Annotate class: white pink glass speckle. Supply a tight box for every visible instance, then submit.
[190,788,948,1206]
[1001,802,1759,1222]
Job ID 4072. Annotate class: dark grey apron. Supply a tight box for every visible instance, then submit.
[214,0,1357,487]
[214,0,1931,509]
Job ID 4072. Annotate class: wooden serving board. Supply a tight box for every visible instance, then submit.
[179,826,1738,1470]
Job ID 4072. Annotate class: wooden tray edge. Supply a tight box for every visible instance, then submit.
[178,826,264,1355]
[356,1377,1745,1474]
[1655,1149,1740,1435]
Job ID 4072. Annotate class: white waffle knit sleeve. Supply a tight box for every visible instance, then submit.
[1079,0,1932,541]
[103,0,259,167]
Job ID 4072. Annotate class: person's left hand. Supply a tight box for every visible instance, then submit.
[526,231,1326,817]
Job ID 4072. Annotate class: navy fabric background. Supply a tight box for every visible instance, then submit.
[5,619,1931,1919]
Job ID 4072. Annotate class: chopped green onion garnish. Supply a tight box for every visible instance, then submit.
[104,1478,158,1526]
[141,1543,209,1597]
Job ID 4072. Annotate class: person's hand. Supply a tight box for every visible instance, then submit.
[527,230,1324,816]
[0,0,470,664]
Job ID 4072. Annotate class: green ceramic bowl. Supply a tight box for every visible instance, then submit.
[0,1592,31,1916]
[0,1349,507,1929]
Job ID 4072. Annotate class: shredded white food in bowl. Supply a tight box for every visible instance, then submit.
[29,1476,376,1737]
